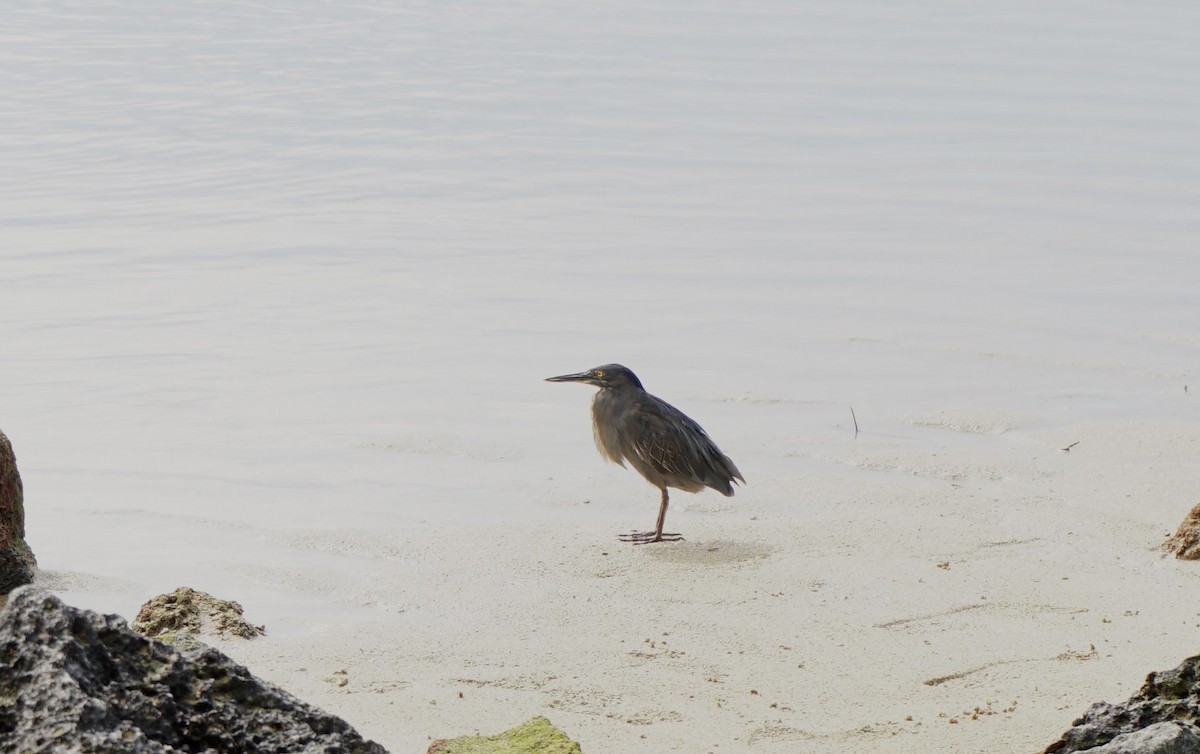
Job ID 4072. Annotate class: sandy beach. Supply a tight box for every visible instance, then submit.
[5,1,1200,752]
[27,403,1200,752]
[166,418,1200,752]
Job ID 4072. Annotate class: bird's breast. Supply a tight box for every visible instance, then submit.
[590,390,629,466]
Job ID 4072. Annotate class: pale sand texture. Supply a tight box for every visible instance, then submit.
[196,417,1200,754]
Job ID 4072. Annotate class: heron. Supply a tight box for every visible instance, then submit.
[546,364,744,544]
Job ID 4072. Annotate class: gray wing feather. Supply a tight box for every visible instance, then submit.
[624,396,743,495]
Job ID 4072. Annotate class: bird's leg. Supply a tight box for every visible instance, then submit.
[652,486,670,537]
[618,488,683,544]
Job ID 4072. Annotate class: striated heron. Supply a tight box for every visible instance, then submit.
[546,364,744,544]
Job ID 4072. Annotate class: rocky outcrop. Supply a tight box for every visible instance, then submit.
[1075,723,1200,754]
[426,716,582,754]
[0,429,36,594]
[132,586,265,647]
[1162,502,1200,560]
[0,586,388,754]
[1044,654,1200,753]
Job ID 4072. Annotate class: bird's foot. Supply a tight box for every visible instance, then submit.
[618,530,683,545]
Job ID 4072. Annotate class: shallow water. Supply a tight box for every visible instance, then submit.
[3,1,1199,625]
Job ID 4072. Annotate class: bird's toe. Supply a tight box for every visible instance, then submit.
[617,531,683,544]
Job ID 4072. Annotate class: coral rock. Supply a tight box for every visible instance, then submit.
[1045,654,1200,752]
[132,586,265,646]
[1162,502,1200,560]
[0,586,388,754]
[0,429,36,594]
[1082,722,1200,754]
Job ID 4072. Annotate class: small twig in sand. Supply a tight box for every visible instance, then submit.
[1061,441,1079,452]
[850,406,859,439]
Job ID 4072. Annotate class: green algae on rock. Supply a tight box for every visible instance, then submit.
[426,716,582,754]
[132,586,264,647]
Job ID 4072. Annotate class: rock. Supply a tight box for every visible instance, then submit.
[1044,654,1200,753]
[0,586,388,754]
[132,586,265,647]
[1083,722,1200,754]
[0,429,37,594]
[426,716,582,754]
[1162,502,1200,559]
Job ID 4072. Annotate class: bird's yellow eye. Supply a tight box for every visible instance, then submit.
[594,370,604,378]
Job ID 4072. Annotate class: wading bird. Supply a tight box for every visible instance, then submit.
[546,364,744,544]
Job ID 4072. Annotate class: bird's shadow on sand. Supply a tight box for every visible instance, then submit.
[638,539,775,565]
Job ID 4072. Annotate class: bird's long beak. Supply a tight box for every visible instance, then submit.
[545,371,590,383]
